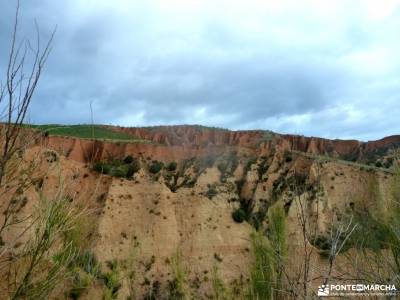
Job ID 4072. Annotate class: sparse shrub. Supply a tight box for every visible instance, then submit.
[311,235,332,257]
[113,166,127,178]
[128,158,141,176]
[245,157,257,172]
[102,260,121,299]
[283,150,293,162]
[217,162,228,174]
[143,280,161,300]
[217,161,230,182]
[232,208,246,223]
[235,179,245,195]
[250,209,268,231]
[167,161,177,172]
[230,155,239,175]
[206,184,218,199]
[74,250,100,277]
[149,161,164,174]
[383,159,392,168]
[92,158,140,178]
[257,159,269,180]
[32,177,45,191]
[69,268,93,300]
[93,161,112,174]
[123,155,134,164]
[168,251,188,300]
[126,164,138,178]
[214,253,223,262]
[211,266,228,300]
[45,150,58,163]
[313,235,331,250]
[183,177,196,188]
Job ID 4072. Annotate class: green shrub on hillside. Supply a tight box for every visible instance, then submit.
[149,161,164,174]
[92,157,140,178]
[232,208,246,223]
[102,260,121,299]
[230,198,269,230]
[283,150,293,162]
[166,161,177,172]
[206,184,218,199]
[123,155,134,164]
[93,161,112,175]
[111,166,124,178]
[126,162,140,177]
[245,157,257,172]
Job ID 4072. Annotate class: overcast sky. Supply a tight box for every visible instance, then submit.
[1,0,400,140]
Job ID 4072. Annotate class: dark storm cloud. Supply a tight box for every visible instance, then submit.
[1,0,400,140]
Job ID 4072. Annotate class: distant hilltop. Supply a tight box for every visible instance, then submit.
[29,124,400,169]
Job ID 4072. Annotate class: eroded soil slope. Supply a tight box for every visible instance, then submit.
[2,125,398,299]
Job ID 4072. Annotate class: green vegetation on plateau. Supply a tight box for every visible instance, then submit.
[29,124,149,143]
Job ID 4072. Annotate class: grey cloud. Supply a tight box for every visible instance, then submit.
[1,0,399,140]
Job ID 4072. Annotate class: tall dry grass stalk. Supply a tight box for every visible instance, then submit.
[169,250,189,300]
[8,191,84,299]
